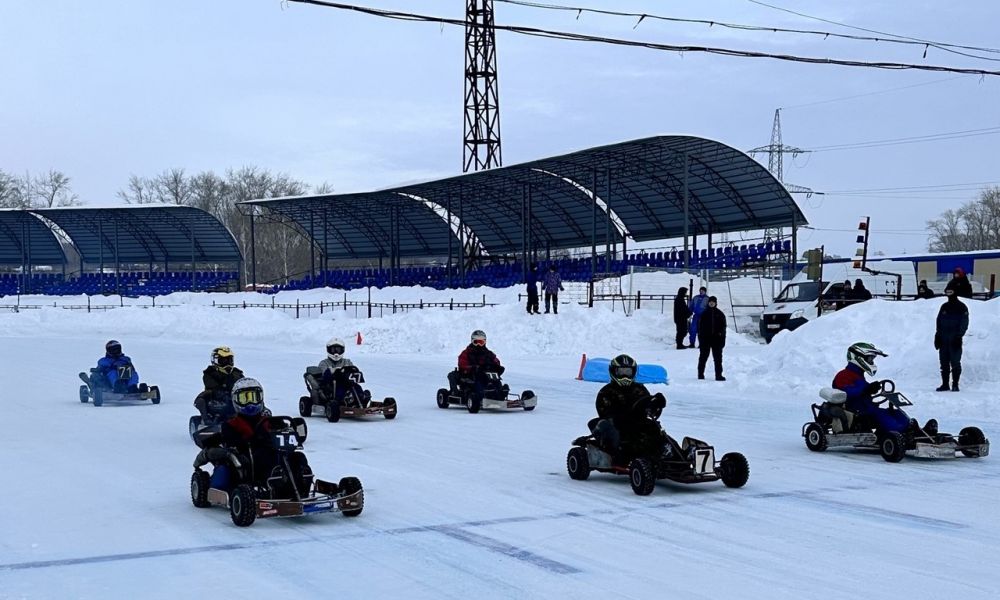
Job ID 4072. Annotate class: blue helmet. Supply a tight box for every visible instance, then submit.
[231,377,264,416]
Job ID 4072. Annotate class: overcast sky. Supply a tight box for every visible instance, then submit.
[1,0,998,257]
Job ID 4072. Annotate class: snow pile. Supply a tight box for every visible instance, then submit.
[728,297,1000,391]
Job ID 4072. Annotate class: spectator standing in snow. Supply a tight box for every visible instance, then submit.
[945,267,973,298]
[850,279,872,304]
[542,265,564,314]
[687,287,709,348]
[673,287,692,350]
[696,296,727,381]
[916,280,935,299]
[835,280,852,311]
[935,289,969,392]
[525,263,540,315]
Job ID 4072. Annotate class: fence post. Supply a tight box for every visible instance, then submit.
[242,301,246,309]
[990,273,996,298]
[393,299,396,314]
[482,294,486,306]
[296,299,300,319]
[420,299,424,309]
[637,290,641,310]
[320,301,324,315]
[87,296,91,313]
[343,292,347,310]
[450,298,453,310]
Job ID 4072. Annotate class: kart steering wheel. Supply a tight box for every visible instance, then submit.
[871,379,896,405]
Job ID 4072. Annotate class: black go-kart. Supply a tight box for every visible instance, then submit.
[191,416,361,527]
[802,379,989,462]
[79,367,160,407]
[189,396,303,448]
[566,398,749,495]
[436,368,537,413]
[299,366,397,423]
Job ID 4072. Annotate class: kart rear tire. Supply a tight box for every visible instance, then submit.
[804,424,828,452]
[719,452,750,488]
[383,398,397,420]
[522,390,536,411]
[629,458,656,496]
[338,477,364,517]
[150,386,160,405]
[188,416,202,441]
[467,394,481,414]
[229,484,257,527]
[92,388,103,407]
[959,426,987,458]
[566,447,590,480]
[879,432,906,463]
[325,400,341,423]
[436,388,450,409]
[191,470,211,508]
[79,385,89,404]
[299,396,312,418]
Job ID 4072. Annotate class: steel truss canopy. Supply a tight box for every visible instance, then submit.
[31,206,242,265]
[0,210,67,266]
[245,135,805,259]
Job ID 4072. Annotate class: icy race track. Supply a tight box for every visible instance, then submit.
[1,289,998,599]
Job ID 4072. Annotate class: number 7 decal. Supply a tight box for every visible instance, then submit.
[695,449,714,474]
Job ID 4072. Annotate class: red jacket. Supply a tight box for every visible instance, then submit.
[458,344,502,374]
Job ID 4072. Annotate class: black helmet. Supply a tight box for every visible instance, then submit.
[609,354,638,387]
[106,340,122,358]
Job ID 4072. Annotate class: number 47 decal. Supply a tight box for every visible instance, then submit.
[694,448,715,474]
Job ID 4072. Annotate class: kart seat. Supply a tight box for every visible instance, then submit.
[819,388,848,404]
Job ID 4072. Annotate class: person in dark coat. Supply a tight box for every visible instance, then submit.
[525,263,540,315]
[673,287,692,350]
[835,280,853,311]
[935,289,969,391]
[945,267,973,298]
[591,355,666,458]
[696,296,727,381]
[851,278,872,303]
[542,265,564,314]
[450,330,505,400]
[194,346,246,421]
[916,280,935,299]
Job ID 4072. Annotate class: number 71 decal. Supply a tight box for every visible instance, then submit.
[694,448,715,474]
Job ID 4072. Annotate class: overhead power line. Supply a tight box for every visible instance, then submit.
[746,0,1000,61]
[285,1,1000,77]
[498,0,1000,62]
[806,126,1000,152]
[824,180,1000,194]
[780,75,973,110]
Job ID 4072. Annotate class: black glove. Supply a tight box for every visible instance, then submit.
[933,334,940,350]
[496,365,505,375]
[651,393,666,410]
[865,381,883,395]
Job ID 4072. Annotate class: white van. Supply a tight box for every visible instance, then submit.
[759,260,917,342]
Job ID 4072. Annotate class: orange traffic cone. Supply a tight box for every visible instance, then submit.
[575,353,587,380]
[356,331,363,345]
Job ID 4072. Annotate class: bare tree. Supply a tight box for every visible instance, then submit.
[32,170,79,207]
[0,170,29,208]
[927,187,1000,252]
[117,174,155,204]
[154,168,191,205]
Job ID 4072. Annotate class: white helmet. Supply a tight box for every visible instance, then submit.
[327,337,346,361]
[231,377,265,416]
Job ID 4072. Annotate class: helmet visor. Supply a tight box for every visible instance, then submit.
[327,344,345,356]
[107,343,122,357]
[233,388,263,408]
[472,339,486,347]
[611,365,636,384]
[216,355,234,368]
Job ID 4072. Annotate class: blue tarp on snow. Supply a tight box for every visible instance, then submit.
[580,357,669,384]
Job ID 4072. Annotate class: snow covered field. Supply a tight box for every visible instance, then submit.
[1,289,997,599]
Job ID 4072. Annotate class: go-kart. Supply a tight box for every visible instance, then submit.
[78,367,160,407]
[299,366,397,423]
[566,397,749,495]
[436,368,537,413]
[189,396,303,448]
[191,416,361,527]
[802,379,990,462]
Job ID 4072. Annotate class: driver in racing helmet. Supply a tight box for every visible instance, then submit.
[832,343,911,432]
[450,330,505,398]
[194,346,245,420]
[318,337,364,405]
[592,354,666,457]
[96,339,140,393]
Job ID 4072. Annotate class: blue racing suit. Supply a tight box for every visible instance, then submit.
[688,293,709,345]
[97,354,140,393]
[832,363,909,433]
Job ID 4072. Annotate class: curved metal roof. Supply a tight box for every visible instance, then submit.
[32,206,242,264]
[0,210,67,266]
[245,135,804,258]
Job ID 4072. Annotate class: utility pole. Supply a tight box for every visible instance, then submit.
[463,0,502,173]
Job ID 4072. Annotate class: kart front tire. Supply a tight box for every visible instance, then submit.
[879,432,906,463]
[79,385,89,404]
[383,398,397,420]
[719,452,750,488]
[150,386,161,405]
[326,400,341,423]
[629,458,656,496]
[522,390,536,411]
[338,477,364,517]
[566,447,590,480]
[188,416,202,441]
[436,388,450,409]
[191,470,211,508]
[959,426,987,458]
[467,394,481,414]
[804,424,828,452]
[92,388,103,407]
[229,484,257,527]
[299,396,312,418]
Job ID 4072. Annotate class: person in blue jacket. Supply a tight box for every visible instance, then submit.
[832,342,910,433]
[687,287,709,348]
[97,339,140,393]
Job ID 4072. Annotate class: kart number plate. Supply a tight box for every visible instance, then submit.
[694,448,715,475]
[767,324,780,330]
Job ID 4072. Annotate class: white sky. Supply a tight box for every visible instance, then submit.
[1,0,998,257]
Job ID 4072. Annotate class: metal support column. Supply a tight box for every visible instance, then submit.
[683,153,690,270]
[98,219,105,293]
[249,208,257,288]
[521,184,527,277]
[189,212,196,291]
[115,221,121,295]
[322,208,329,287]
[791,210,799,271]
[459,192,466,284]
[447,197,453,287]
[605,168,611,272]
[309,210,316,278]
[591,168,597,277]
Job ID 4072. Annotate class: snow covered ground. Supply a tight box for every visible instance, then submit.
[1,290,997,599]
